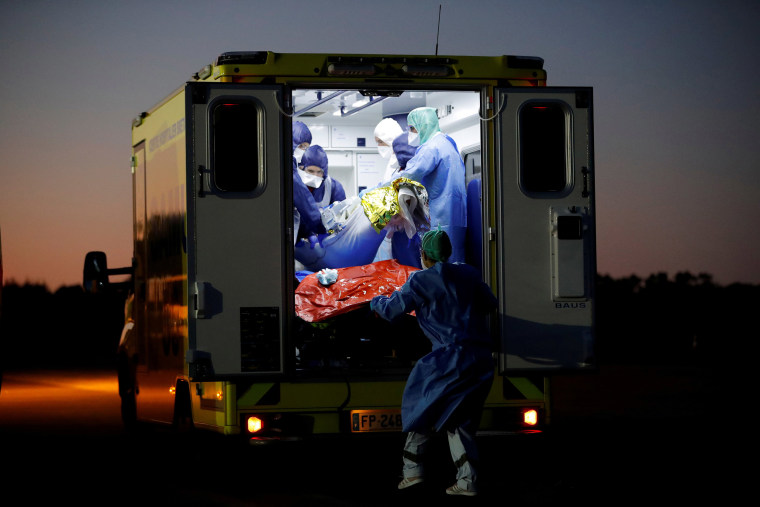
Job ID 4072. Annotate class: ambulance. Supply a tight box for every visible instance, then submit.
[84,51,596,439]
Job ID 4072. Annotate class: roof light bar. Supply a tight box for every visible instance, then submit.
[401,64,451,77]
[215,51,269,66]
[327,63,378,77]
[506,55,544,70]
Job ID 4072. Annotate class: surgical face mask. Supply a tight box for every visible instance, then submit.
[293,147,305,163]
[298,168,323,189]
[377,145,393,160]
[408,130,420,147]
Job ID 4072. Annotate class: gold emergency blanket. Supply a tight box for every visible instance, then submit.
[360,177,429,233]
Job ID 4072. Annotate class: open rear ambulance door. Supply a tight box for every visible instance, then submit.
[187,83,289,378]
[495,87,596,373]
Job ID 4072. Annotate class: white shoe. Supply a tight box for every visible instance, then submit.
[398,476,425,490]
[446,484,477,496]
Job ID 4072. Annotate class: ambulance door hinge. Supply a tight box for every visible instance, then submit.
[488,227,496,241]
[581,167,590,198]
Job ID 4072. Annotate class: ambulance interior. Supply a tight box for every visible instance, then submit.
[290,88,486,375]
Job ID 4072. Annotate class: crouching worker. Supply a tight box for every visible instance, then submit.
[369,230,497,497]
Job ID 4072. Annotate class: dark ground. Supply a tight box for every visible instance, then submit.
[1,277,753,504]
[0,363,738,506]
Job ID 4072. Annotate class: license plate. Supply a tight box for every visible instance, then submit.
[351,409,402,432]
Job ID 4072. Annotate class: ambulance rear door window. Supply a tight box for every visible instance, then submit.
[211,101,261,192]
[519,102,568,194]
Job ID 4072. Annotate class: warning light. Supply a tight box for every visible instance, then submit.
[216,391,224,401]
[247,416,263,433]
[523,409,539,426]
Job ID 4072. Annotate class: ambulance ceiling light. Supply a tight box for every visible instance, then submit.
[293,90,349,118]
[337,96,389,117]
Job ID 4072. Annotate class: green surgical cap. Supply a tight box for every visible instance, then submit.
[421,229,452,263]
[407,107,441,144]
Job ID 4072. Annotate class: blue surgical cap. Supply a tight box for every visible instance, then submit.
[293,121,312,150]
[301,145,329,176]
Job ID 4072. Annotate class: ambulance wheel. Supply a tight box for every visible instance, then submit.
[120,387,137,427]
[117,351,137,428]
[172,380,194,432]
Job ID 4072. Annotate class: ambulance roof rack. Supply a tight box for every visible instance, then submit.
[212,52,544,71]
[209,51,547,84]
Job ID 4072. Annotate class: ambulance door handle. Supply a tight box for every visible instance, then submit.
[194,281,206,319]
[198,165,206,197]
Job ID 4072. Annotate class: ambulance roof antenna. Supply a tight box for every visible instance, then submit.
[435,4,442,55]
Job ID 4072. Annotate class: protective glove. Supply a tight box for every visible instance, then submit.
[316,268,338,286]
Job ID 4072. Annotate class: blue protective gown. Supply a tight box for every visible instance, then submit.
[392,132,417,169]
[292,122,325,237]
[301,144,347,207]
[293,160,325,237]
[399,132,467,262]
[312,175,346,207]
[370,262,497,433]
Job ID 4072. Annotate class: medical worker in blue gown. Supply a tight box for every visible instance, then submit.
[389,132,424,268]
[374,127,421,264]
[370,230,497,497]
[393,131,417,171]
[292,121,325,239]
[299,144,346,208]
[396,107,468,263]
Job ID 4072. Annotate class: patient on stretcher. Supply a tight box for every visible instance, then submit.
[294,178,429,272]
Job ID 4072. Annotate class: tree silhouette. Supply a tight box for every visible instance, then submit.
[0,282,125,370]
[1,272,757,370]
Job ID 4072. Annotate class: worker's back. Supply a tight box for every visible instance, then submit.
[404,262,496,349]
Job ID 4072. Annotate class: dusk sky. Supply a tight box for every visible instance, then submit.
[1,0,758,290]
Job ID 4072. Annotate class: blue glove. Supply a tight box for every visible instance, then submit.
[317,268,338,286]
